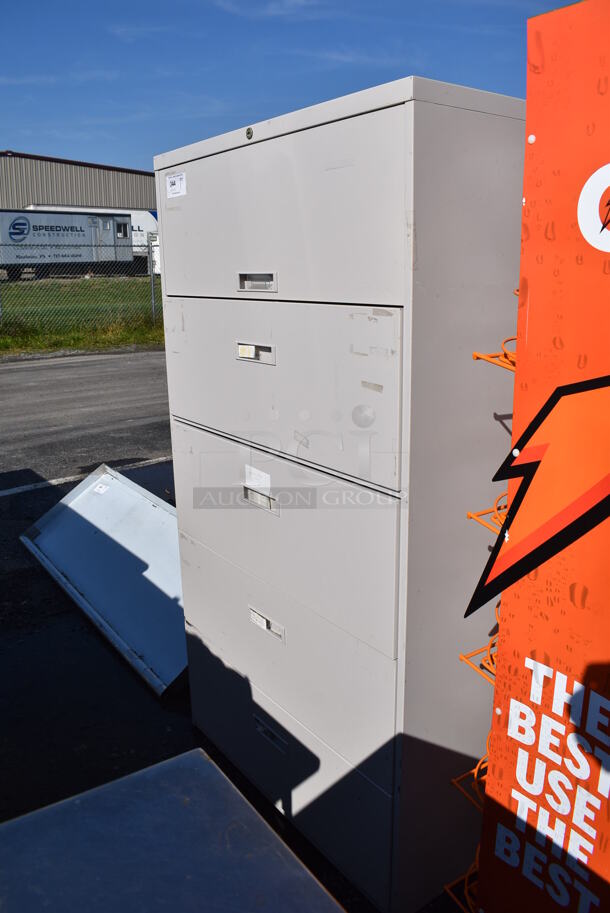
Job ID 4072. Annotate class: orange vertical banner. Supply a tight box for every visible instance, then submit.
[473,1,610,911]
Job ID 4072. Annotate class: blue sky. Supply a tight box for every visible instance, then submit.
[1,0,564,171]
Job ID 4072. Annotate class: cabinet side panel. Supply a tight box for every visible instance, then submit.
[395,101,524,911]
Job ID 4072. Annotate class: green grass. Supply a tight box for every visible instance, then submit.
[0,275,164,353]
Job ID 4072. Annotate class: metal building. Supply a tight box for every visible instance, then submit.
[0,150,155,210]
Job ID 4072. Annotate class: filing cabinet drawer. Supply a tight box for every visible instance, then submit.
[180,533,396,790]
[158,104,407,306]
[186,621,393,912]
[172,422,401,658]
[165,297,402,490]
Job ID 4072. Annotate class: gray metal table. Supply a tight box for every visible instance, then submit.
[0,749,343,912]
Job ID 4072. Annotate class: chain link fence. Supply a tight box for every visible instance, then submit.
[0,235,162,351]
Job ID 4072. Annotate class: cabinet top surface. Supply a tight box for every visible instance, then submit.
[154,75,524,172]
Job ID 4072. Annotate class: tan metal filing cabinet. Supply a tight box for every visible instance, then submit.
[155,77,525,912]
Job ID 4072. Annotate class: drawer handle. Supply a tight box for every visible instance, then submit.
[242,485,279,515]
[238,272,277,292]
[253,714,287,754]
[249,606,286,643]
[236,342,276,365]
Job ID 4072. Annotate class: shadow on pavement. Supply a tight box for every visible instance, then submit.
[1,460,478,913]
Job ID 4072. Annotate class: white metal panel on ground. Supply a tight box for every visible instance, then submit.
[21,465,186,694]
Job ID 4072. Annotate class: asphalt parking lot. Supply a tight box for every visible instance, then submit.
[0,349,454,913]
[0,350,172,488]
[0,350,196,823]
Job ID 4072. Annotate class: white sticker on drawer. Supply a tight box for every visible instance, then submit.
[166,172,186,198]
[245,463,271,495]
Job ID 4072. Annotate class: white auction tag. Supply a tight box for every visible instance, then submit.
[166,172,187,198]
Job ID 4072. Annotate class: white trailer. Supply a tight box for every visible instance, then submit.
[0,209,133,280]
[26,204,158,263]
